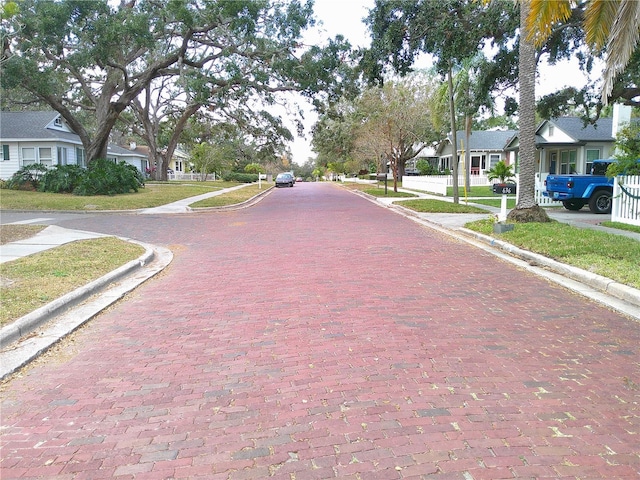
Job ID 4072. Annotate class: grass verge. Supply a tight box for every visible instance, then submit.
[0,237,145,326]
[446,185,498,197]
[190,183,270,207]
[470,198,517,209]
[1,225,47,244]
[341,182,418,197]
[396,198,489,213]
[465,218,640,289]
[601,221,640,234]
[0,181,242,210]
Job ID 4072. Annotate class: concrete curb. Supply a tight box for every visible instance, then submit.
[459,227,640,309]
[343,187,640,320]
[0,240,154,349]
[0,241,173,380]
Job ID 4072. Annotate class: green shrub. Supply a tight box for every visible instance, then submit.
[39,164,85,193]
[222,172,258,183]
[607,123,640,176]
[6,164,49,190]
[74,158,145,196]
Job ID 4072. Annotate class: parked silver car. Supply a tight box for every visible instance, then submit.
[275,173,294,187]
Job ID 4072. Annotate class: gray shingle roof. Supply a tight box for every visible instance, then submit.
[450,130,518,151]
[1,111,145,158]
[0,111,81,142]
[107,143,146,157]
[543,117,614,142]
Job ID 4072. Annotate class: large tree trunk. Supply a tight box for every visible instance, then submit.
[448,65,459,204]
[508,0,550,223]
[86,110,120,162]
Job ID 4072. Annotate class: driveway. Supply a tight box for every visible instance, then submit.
[2,182,639,479]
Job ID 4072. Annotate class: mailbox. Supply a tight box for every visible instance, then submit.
[492,183,517,195]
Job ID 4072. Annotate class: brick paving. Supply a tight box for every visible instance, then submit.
[1,183,639,479]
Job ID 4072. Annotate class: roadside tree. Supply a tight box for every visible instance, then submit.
[352,78,441,191]
[361,0,520,202]
[1,0,354,176]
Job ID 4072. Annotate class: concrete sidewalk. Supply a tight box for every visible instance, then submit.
[0,225,109,264]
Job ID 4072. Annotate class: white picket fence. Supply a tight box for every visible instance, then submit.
[401,173,557,206]
[612,175,640,226]
[167,173,214,181]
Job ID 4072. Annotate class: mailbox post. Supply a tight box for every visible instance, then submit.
[377,173,388,194]
[492,183,517,222]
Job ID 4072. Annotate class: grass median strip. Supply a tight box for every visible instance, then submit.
[0,237,145,326]
[397,198,488,213]
[190,183,271,207]
[465,218,640,289]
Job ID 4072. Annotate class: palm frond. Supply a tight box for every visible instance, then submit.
[584,0,619,50]
[601,0,640,103]
[527,0,573,47]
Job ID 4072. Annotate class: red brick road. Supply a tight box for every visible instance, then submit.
[2,183,639,479]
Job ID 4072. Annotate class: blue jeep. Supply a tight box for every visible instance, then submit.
[543,160,613,214]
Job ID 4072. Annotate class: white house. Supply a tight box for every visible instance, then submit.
[505,105,632,179]
[0,111,148,180]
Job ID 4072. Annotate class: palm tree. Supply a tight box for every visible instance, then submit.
[508,0,551,222]
[510,0,638,222]
[526,0,640,104]
[487,160,515,184]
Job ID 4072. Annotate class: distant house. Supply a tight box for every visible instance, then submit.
[167,146,190,174]
[0,111,148,180]
[436,129,518,174]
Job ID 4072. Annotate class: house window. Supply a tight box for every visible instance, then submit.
[586,149,601,174]
[548,125,554,136]
[76,147,86,168]
[560,150,577,174]
[57,147,68,165]
[54,117,62,127]
[489,154,501,169]
[1,144,9,161]
[175,161,183,172]
[21,147,36,166]
[39,147,53,168]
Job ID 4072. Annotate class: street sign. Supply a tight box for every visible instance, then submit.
[492,183,517,195]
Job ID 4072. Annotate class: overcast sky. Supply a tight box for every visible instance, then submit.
[286,0,601,165]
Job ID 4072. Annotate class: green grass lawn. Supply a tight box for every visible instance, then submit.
[465,218,640,289]
[0,181,242,210]
[0,237,144,325]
